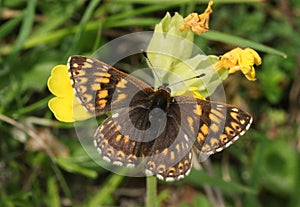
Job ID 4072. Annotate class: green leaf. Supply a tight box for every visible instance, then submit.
[46,177,60,207]
[258,54,286,103]
[258,141,298,195]
[86,173,124,207]
[8,0,36,58]
[0,12,25,40]
[187,168,255,194]
[57,157,98,178]
[201,30,287,58]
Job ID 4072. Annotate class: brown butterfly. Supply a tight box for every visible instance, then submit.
[68,55,252,181]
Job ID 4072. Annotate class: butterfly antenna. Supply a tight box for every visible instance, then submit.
[142,50,163,84]
[169,73,205,87]
[142,50,205,87]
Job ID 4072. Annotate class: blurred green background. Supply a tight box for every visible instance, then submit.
[1,0,300,206]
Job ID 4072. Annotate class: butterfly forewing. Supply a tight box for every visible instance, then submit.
[173,97,252,155]
[198,101,252,154]
[68,56,154,115]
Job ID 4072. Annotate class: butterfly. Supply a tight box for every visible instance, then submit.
[68,55,253,182]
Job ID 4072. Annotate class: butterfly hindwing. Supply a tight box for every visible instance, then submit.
[94,102,194,181]
[94,109,142,168]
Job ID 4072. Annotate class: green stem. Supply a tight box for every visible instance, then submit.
[87,173,124,207]
[13,95,51,116]
[146,176,158,207]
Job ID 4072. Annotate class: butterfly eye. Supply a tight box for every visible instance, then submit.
[165,86,171,93]
[158,83,169,91]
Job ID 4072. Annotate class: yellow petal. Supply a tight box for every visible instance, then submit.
[190,88,205,100]
[175,86,206,100]
[215,47,261,81]
[179,13,199,32]
[47,64,93,122]
[47,65,73,98]
[72,96,94,121]
[48,97,75,122]
[244,66,256,81]
[48,95,93,122]
[179,0,213,35]
[245,48,262,66]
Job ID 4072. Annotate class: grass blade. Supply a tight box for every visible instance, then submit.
[202,30,287,58]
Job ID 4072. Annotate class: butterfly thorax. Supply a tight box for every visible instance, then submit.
[150,84,172,112]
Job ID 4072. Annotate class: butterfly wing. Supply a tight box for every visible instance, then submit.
[94,101,194,181]
[94,108,142,168]
[173,96,253,155]
[94,93,252,181]
[68,55,154,115]
[148,96,253,179]
[68,55,191,181]
[142,97,197,181]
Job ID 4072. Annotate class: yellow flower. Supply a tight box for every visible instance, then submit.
[215,48,262,81]
[179,0,213,35]
[176,86,205,100]
[47,65,92,122]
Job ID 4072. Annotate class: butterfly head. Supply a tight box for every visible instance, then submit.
[158,83,171,94]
